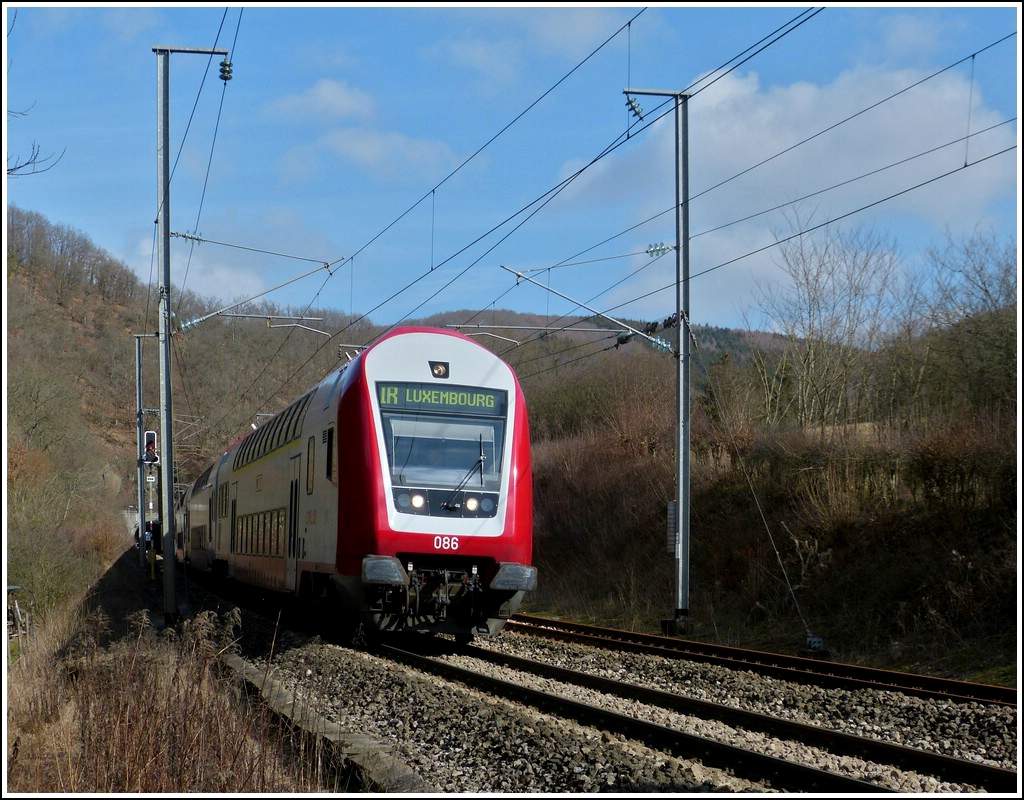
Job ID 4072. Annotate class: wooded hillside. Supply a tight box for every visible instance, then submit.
[6,205,1017,678]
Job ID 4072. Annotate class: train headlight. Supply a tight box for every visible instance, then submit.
[395,490,429,514]
[490,563,538,592]
[463,493,499,517]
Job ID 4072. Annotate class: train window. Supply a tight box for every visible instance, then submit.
[237,439,250,469]
[383,417,503,489]
[195,464,214,490]
[233,390,315,471]
[269,417,282,451]
[255,423,271,459]
[269,415,281,450]
[324,428,335,481]
[289,393,314,441]
[306,437,315,495]
[280,403,298,444]
[275,415,288,450]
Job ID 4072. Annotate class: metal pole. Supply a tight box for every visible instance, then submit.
[625,88,691,634]
[153,45,228,625]
[135,335,146,569]
[675,93,692,632]
[155,48,177,623]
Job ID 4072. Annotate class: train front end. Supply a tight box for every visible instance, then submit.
[338,327,535,640]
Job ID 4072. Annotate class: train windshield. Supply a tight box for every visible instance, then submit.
[376,382,508,490]
[383,417,503,489]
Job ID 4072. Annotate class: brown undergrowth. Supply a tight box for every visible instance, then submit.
[5,597,345,793]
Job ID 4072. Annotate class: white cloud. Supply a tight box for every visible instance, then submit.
[264,79,376,121]
[543,59,1016,326]
[517,7,630,61]
[317,127,460,183]
[100,7,162,43]
[429,7,630,91]
[870,11,960,65]
[445,37,524,88]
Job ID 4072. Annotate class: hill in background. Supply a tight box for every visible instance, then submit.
[6,206,1017,684]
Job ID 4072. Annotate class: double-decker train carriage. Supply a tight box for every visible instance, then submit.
[175,326,536,642]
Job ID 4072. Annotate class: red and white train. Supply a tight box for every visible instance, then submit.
[174,326,536,642]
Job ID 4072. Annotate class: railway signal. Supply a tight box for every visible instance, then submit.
[144,430,160,463]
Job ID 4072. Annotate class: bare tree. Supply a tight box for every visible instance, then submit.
[7,10,65,177]
[754,215,902,431]
[927,226,1016,323]
[921,227,1017,412]
[870,263,934,427]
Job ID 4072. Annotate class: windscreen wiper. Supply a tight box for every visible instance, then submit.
[440,436,486,511]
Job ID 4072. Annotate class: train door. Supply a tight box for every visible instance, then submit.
[230,481,238,557]
[179,506,189,563]
[287,454,300,591]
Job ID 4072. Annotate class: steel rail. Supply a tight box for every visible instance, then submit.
[381,643,895,794]
[510,614,1017,707]
[461,642,1018,793]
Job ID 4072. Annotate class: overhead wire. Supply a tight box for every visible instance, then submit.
[171,8,245,455]
[485,27,1016,636]
[329,6,826,339]
[150,7,1013,639]
[371,5,824,335]
[322,8,648,275]
[188,10,663,443]
[490,33,1017,363]
[686,32,1017,210]
[483,17,1013,637]
[446,7,833,352]
[172,12,1014,453]
[190,6,821,437]
[589,138,1016,342]
[176,8,243,304]
[140,8,240,459]
[691,118,1017,241]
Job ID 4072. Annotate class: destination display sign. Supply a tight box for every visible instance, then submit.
[377,382,507,416]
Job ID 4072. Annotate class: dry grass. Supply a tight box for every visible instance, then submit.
[6,591,348,793]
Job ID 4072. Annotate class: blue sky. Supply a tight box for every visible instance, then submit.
[4,4,1019,331]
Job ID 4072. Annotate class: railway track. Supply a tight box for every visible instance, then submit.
[509,613,1018,707]
[178,571,1017,792]
[428,640,1018,793]
[382,641,894,793]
